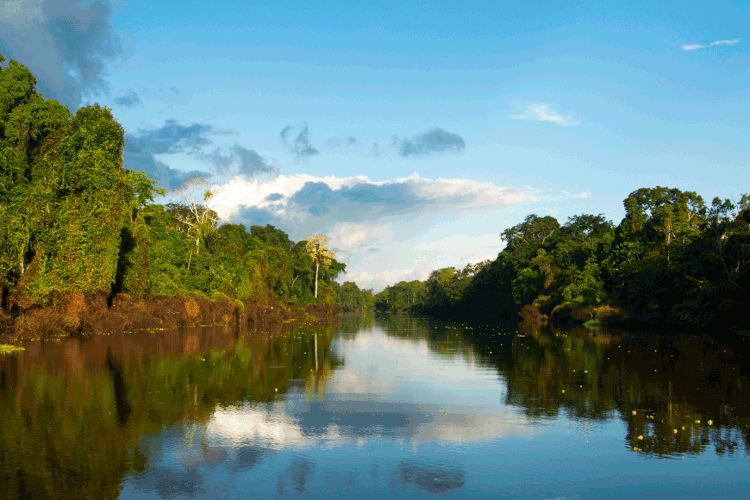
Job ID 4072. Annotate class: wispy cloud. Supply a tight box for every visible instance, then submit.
[682,38,741,51]
[200,145,278,178]
[509,103,579,126]
[124,119,236,190]
[711,39,741,46]
[280,122,319,158]
[113,89,140,108]
[325,136,360,148]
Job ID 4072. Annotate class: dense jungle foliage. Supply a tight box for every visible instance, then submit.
[0,54,373,312]
[376,188,750,329]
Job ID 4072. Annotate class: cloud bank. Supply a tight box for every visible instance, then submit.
[509,103,579,126]
[210,172,543,226]
[0,0,124,109]
[207,172,589,290]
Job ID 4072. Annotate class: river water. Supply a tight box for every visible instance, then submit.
[1,312,749,499]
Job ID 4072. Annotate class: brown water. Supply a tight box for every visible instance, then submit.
[1,312,749,499]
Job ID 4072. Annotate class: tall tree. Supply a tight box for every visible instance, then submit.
[305,234,335,298]
[173,176,219,267]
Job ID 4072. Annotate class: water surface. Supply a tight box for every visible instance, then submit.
[1,313,749,499]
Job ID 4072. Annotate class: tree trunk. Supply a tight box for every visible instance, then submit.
[314,261,319,298]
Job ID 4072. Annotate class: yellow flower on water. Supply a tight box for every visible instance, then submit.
[632,410,637,415]
[638,435,643,440]
[708,420,713,425]
[695,420,700,424]
[674,429,678,433]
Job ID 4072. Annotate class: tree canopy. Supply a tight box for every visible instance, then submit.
[376,186,749,329]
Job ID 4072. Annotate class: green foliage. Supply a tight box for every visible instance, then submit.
[375,280,426,311]
[379,186,748,328]
[0,54,359,313]
[333,281,375,311]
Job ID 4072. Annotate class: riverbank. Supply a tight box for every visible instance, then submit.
[406,301,744,338]
[0,291,339,344]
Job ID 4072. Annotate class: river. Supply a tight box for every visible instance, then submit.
[1,312,748,499]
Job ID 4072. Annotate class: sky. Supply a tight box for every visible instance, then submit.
[1,0,748,291]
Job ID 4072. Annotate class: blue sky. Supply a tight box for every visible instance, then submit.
[1,0,748,290]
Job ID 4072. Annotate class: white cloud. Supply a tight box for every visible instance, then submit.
[710,38,741,46]
[203,172,588,291]
[461,250,477,261]
[327,222,394,254]
[682,38,741,51]
[208,172,544,229]
[343,266,432,290]
[509,103,580,126]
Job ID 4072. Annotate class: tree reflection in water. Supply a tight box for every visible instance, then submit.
[0,312,748,499]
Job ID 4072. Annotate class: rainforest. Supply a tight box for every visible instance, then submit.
[2,53,749,340]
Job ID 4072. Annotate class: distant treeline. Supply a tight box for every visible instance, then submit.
[0,54,373,312]
[376,188,749,329]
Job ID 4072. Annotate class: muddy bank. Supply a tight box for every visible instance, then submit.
[0,291,339,344]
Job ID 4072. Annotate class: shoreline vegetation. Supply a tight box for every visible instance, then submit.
[2,53,748,342]
[375,191,749,333]
[0,54,373,343]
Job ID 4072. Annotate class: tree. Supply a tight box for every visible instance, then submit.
[621,187,705,266]
[305,234,335,298]
[500,215,560,270]
[173,176,219,266]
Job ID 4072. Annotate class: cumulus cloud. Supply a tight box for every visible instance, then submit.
[509,103,579,126]
[682,38,741,51]
[204,172,588,290]
[392,128,465,157]
[0,0,125,109]
[210,172,544,229]
[280,122,319,158]
[327,222,395,252]
[113,89,140,107]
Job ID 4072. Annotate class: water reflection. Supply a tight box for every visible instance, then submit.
[399,460,465,494]
[0,312,749,499]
